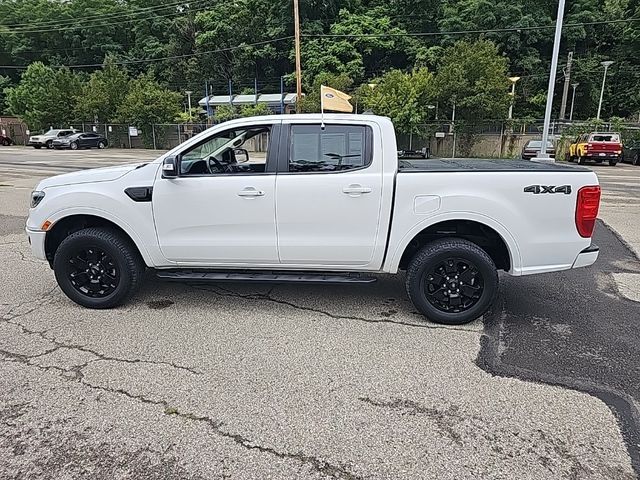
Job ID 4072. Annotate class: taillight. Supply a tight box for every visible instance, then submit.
[575,186,601,238]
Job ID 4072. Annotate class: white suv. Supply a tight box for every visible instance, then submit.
[28,129,77,149]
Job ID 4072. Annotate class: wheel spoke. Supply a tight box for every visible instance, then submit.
[67,247,119,299]
[461,284,481,297]
[70,255,88,269]
[423,256,485,314]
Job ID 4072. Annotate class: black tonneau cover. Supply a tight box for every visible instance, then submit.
[399,158,590,172]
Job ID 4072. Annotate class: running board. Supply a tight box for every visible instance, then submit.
[155,270,377,284]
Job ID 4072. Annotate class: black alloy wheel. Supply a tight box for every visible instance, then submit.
[53,227,145,308]
[406,238,499,325]
[67,247,119,298]
[423,257,483,313]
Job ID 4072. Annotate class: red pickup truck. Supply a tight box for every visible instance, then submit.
[567,132,622,166]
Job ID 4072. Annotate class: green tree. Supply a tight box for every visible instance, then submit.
[0,75,11,114]
[116,74,181,126]
[433,40,510,120]
[360,68,436,136]
[213,104,238,122]
[239,103,272,117]
[5,62,82,130]
[75,55,130,122]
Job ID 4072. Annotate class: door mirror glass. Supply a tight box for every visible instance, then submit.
[162,156,178,178]
[234,148,249,163]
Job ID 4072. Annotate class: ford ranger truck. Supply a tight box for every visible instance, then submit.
[567,132,622,166]
[26,115,601,325]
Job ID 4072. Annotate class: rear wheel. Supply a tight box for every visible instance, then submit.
[97,141,106,149]
[633,153,639,166]
[609,159,618,166]
[53,227,145,309]
[405,238,498,325]
[577,156,586,165]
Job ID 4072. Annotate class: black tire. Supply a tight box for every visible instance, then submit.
[46,140,53,149]
[406,238,499,325]
[97,141,107,149]
[34,145,42,149]
[1,139,9,146]
[70,141,78,150]
[53,227,145,309]
[595,159,603,164]
[577,156,586,165]
[608,159,618,166]
[633,153,639,166]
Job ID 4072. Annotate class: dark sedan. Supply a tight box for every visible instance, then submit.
[622,139,640,166]
[52,132,108,150]
[521,140,555,160]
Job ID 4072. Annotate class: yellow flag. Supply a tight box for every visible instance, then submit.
[321,85,353,113]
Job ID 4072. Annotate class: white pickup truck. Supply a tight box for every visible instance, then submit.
[26,114,601,324]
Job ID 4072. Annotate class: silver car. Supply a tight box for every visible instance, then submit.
[28,129,77,149]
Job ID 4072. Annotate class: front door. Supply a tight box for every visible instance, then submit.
[275,123,383,267]
[153,122,280,265]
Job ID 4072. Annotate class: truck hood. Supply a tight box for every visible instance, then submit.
[38,163,145,189]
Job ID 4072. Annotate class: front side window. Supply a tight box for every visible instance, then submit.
[288,125,370,173]
[180,125,271,175]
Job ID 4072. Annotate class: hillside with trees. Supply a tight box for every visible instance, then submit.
[1,0,639,131]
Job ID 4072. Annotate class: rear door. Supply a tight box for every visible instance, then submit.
[275,123,384,267]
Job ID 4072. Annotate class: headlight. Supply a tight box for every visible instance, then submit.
[30,191,45,208]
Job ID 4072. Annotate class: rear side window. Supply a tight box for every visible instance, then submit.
[288,125,371,172]
[589,134,620,142]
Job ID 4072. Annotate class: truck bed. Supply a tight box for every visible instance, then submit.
[399,158,590,172]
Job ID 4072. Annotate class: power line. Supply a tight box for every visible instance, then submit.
[0,0,207,30]
[0,36,294,70]
[301,17,640,38]
[0,0,213,35]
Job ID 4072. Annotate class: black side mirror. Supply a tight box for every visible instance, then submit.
[234,148,249,163]
[162,155,179,178]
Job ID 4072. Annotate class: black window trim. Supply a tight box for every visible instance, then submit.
[277,123,373,175]
[174,122,280,178]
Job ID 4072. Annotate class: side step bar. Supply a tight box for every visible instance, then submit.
[155,270,377,284]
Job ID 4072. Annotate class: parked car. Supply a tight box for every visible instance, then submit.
[52,132,108,150]
[521,139,555,160]
[622,139,640,166]
[28,129,78,149]
[0,133,14,146]
[567,132,622,166]
[26,114,601,325]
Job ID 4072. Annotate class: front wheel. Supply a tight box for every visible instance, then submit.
[70,141,78,150]
[634,153,640,166]
[46,140,53,149]
[53,227,145,309]
[577,156,586,165]
[406,238,498,325]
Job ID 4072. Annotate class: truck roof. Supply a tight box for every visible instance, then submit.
[220,113,392,123]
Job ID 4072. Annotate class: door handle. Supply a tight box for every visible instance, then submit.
[342,184,372,195]
[237,187,265,197]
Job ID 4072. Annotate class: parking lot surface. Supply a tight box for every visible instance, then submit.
[1,148,639,479]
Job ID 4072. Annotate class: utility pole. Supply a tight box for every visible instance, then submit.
[559,51,573,120]
[293,0,302,113]
[185,91,193,122]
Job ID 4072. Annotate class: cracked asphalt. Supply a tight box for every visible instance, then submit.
[1,148,639,479]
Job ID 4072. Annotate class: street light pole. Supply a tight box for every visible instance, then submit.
[535,0,566,162]
[293,0,302,113]
[508,76,520,120]
[185,90,193,122]
[569,83,578,121]
[597,61,614,121]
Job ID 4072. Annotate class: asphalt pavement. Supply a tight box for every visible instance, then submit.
[0,147,638,479]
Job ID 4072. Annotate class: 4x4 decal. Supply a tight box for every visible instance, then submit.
[524,185,572,195]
